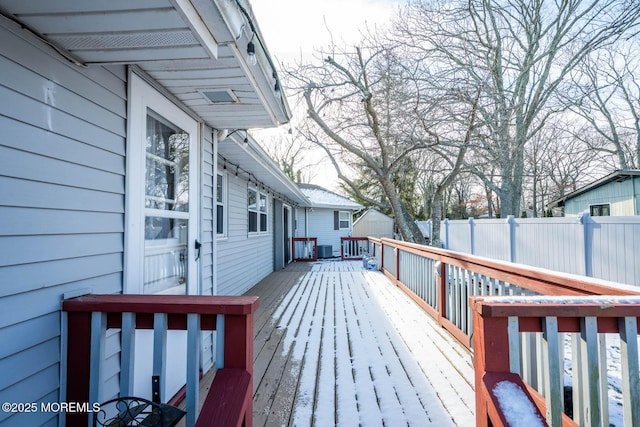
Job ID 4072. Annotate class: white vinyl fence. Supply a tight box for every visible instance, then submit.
[417,215,640,287]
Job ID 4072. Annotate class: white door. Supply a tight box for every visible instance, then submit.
[126,73,200,401]
[126,74,199,296]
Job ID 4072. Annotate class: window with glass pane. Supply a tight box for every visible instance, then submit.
[248,189,258,232]
[339,211,350,229]
[259,193,267,232]
[216,173,225,235]
[144,109,189,294]
[590,204,610,216]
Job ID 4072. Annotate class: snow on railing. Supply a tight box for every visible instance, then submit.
[376,237,639,347]
[471,296,640,427]
[373,237,640,426]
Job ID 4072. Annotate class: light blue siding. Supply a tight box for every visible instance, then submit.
[200,127,215,372]
[565,178,639,216]
[217,173,274,296]
[0,20,126,425]
[306,208,353,257]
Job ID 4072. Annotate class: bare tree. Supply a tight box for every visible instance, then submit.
[564,46,640,169]
[286,42,436,243]
[394,0,640,216]
[260,132,317,183]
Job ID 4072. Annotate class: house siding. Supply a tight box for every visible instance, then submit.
[564,178,639,216]
[0,21,126,426]
[307,209,353,257]
[200,126,216,372]
[217,172,274,296]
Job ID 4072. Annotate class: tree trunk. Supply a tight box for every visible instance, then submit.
[380,177,425,244]
[430,193,443,247]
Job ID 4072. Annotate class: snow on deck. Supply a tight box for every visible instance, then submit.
[250,261,475,426]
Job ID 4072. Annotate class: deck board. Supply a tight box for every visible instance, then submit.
[246,261,475,426]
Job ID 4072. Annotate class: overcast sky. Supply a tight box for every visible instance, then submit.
[249,0,402,190]
[251,0,401,65]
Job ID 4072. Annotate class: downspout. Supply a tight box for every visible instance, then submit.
[305,208,309,238]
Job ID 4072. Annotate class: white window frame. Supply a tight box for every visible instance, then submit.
[339,211,351,230]
[216,172,227,238]
[125,73,200,295]
[248,187,268,235]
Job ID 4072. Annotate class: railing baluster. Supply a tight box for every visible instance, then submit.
[598,334,609,427]
[619,316,640,426]
[186,313,200,427]
[216,314,225,369]
[120,312,136,396]
[543,316,563,425]
[579,316,601,426]
[571,332,585,426]
[508,316,520,374]
[153,313,168,403]
[507,316,521,374]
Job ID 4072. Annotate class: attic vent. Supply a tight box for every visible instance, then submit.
[199,89,238,104]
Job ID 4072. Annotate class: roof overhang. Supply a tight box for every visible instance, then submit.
[218,133,310,207]
[0,0,291,130]
[547,169,640,208]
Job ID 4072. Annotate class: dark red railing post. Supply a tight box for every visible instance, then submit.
[438,261,447,322]
[395,247,400,283]
[223,309,256,427]
[471,298,511,427]
[65,311,92,427]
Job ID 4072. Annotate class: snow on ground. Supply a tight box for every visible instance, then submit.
[272,261,475,426]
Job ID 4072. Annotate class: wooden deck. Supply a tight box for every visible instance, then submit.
[246,260,475,426]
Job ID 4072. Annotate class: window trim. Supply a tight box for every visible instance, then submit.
[216,171,227,238]
[248,187,268,235]
[589,203,611,217]
[338,211,351,230]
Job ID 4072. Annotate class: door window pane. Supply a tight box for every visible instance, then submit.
[144,108,190,295]
[145,110,189,212]
[144,217,187,294]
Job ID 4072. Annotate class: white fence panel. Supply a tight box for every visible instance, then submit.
[514,218,586,275]
[419,216,640,286]
[473,219,511,262]
[590,217,640,286]
[445,219,471,254]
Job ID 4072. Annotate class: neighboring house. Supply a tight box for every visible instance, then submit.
[296,184,364,257]
[548,170,640,217]
[353,208,394,239]
[0,1,298,424]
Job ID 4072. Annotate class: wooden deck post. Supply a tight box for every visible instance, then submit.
[223,312,256,427]
[471,299,510,427]
[65,311,92,427]
[438,261,447,321]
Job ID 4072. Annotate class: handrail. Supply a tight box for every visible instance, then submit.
[471,296,640,426]
[63,294,258,427]
[291,237,317,261]
[340,237,369,260]
[378,238,638,297]
[375,237,640,348]
[372,237,640,426]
